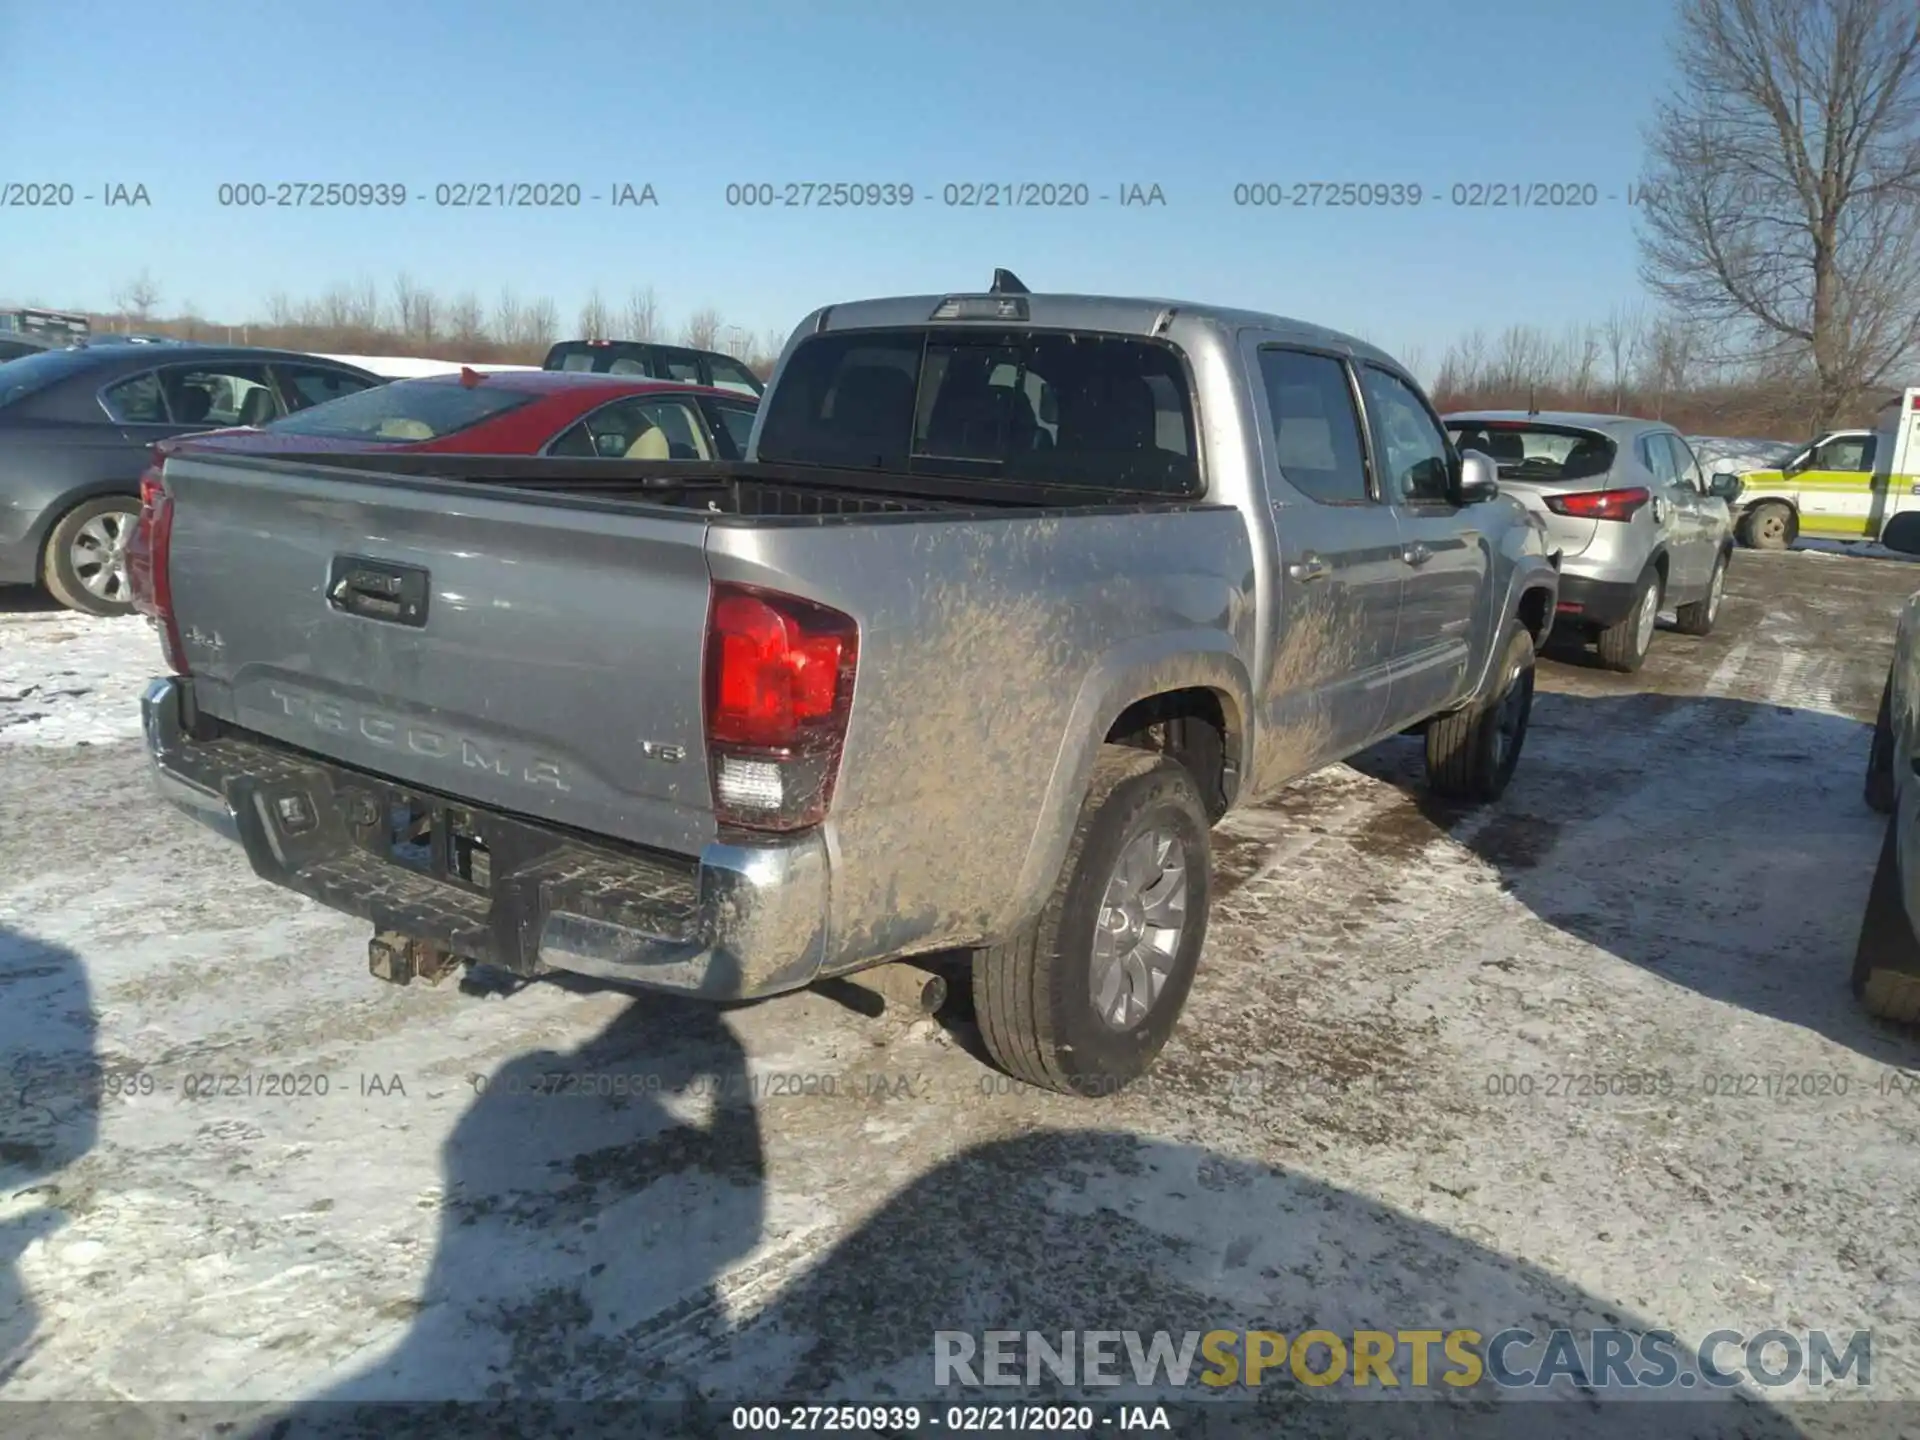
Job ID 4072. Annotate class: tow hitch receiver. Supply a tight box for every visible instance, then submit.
[369,930,462,987]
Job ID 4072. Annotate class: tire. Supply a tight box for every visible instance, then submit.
[1672,550,1728,636]
[41,494,141,616]
[1866,670,1897,814]
[1595,567,1662,672]
[972,743,1210,1096]
[1852,815,1920,1022]
[1424,618,1536,802]
[1742,501,1797,552]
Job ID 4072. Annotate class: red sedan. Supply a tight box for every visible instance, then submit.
[163,368,760,462]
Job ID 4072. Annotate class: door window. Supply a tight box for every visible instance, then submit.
[550,395,712,458]
[1357,364,1453,503]
[1663,433,1705,491]
[155,363,278,426]
[1812,434,1876,472]
[1255,348,1371,504]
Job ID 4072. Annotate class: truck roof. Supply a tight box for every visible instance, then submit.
[807,292,1404,370]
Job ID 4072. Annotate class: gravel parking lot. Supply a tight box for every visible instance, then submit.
[3,548,1919,1435]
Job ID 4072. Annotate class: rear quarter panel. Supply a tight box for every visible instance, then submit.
[709,506,1255,972]
[0,420,148,579]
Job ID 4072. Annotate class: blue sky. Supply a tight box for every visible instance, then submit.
[1,0,1683,367]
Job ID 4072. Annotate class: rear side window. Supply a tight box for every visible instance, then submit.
[1638,433,1680,484]
[101,370,167,422]
[1256,348,1370,504]
[264,378,535,441]
[1449,422,1616,483]
[707,354,764,396]
[756,329,1199,493]
[278,364,376,413]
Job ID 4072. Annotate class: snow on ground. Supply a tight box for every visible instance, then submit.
[0,602,162,748]
[3,556,1920,1436]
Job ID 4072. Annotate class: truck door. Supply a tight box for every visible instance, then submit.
[1794,431,1877,537]
[1251,345,1403,775]
[1357,362,1490,725]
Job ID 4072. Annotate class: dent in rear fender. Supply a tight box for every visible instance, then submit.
[1005,633,1253,937]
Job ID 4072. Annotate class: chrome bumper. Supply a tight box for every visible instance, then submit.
[140,676,829,999]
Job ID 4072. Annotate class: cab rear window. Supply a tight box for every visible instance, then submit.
[265,378,534,442]
[755,328,1200,494]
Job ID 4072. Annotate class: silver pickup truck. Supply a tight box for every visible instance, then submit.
[132,273,1560,1095]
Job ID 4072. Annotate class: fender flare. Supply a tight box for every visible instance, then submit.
[1460,557,1559,705]
[1000,631,1253,937]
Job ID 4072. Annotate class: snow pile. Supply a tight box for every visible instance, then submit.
[0,607,163,747]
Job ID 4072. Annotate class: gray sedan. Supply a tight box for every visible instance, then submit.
[1445,411,1744,672]
[0,344,380,613]
[1857,525,1920,1021]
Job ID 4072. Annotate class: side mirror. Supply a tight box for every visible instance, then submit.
[1457,449,1500,503]
[1709,472,1743,501]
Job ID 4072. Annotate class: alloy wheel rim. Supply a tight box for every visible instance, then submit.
[1089,826,1189,1031]
[1636,581,1659,652]
[71,509,136,603]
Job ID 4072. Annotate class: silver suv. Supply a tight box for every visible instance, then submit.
[1445,411,1743,672]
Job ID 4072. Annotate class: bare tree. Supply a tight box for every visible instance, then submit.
[1563,323,1601,401]
[1638,0,1920,428]
[494,287,526,349]
[578,287,611,340]
[115,269,162,325]
[524,296,560,352]
[447,291,487,350]
[624,285,661,340]
[681,306,722,351]
[1601,303,1648,411]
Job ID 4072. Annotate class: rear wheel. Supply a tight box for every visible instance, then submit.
[1596,568,1661,672]
[1866,670,1897,814]
[1742,501,1796,552]
[1852,815,1920,1022]
[973,744,1210,1096]
[42,495,140,616]
[1672,552,1728,636]
[1424,619,1536,802]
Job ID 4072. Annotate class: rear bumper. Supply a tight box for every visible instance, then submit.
[1552,571,1639,628]
[141,675,829,999]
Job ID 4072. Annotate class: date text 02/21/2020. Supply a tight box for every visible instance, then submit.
[722,182,1168,207]
[1230,181,1733,208]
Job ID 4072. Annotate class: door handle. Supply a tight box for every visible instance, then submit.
[1402,543,1432,566]
[1288,555,1330,582]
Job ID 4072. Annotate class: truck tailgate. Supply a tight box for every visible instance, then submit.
[161,454,719,855]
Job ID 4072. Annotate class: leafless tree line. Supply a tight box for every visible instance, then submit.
[1419,303,1866,435]
[88,271,791,378]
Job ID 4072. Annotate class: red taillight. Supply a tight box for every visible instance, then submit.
[704,582,857,832]
[127,457,188,674]
[1544,486,1651,522]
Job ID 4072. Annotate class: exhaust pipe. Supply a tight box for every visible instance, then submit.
[847,961,948,1015]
